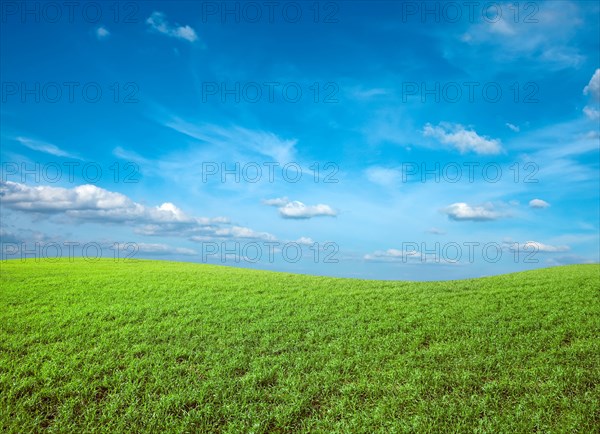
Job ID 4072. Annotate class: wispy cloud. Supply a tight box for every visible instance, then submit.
[165,119,297,164]
[506,123,520,132]
[583,69,600,100]
[16,137,80,159]
[351,87,389,100]
[426,227,446,235]
[146,11,198,42]
[583,68,600,120]
[365,167,401,187]
[510,119,599,186]
[458,1,585,69]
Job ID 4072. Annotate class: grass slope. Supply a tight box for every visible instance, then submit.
[1,259,599,433]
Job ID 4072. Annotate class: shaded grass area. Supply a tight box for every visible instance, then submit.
[1,259,599,432]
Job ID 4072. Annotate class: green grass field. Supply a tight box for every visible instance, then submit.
[1,259,598,433]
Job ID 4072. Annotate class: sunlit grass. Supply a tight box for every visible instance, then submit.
[1,259,598,432]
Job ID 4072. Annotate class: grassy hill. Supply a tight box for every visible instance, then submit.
[1,259,598,433]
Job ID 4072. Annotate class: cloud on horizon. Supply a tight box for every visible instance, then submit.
[0,181,281,244]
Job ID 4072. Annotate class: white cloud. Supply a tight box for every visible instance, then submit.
[583,69,600,119]
[529,199,550,209]
[262,198,337,219]
[1,182,134,213]
[16,137,80,159]
[295,237,315,245]
[365,167,400,187]
[173,26,197,42]
[0,181,220,228]
[262,197,290,207]
[520,241,569,253]
[0,181,281,244]
[506,123,520,132]
[96,26,110,39]
[583,69,600,100]
[423,122,502,155]
[146,11,198,42]
[442,202,505,221]
[278,201,337,219]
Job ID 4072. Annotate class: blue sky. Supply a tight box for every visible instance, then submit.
[1,0,599,280]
